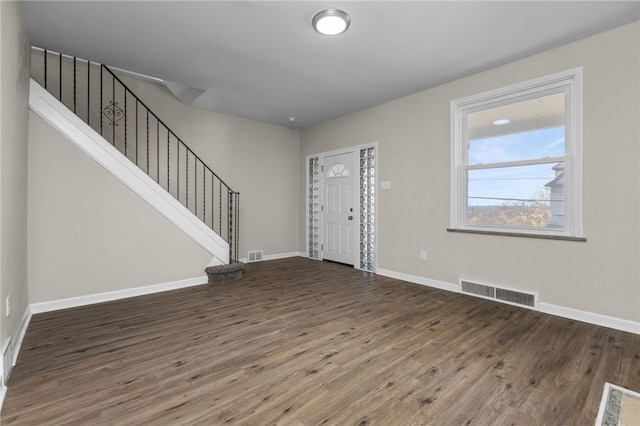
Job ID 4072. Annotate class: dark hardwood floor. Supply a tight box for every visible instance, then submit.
[2,257,638,425]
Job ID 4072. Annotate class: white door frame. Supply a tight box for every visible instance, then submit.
[305,143,377,271]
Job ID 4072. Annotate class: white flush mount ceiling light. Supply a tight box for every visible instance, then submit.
[493,118,510,126]
[312,9,351,36]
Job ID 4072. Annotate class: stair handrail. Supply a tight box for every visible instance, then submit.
[32,47,239,263]
[101,65,235,194]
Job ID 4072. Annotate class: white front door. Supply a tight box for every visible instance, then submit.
[322,152,355,265]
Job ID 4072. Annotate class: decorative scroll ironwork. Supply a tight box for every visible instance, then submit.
[103,100,123,126]
[308,157,321,259]
[33,47,240,263]
[359,147,375,271]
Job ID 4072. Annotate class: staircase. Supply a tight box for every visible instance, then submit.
[29,47,239,265]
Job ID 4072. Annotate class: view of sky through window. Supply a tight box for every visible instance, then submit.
[467,126,565,206]
[453,71,580,233]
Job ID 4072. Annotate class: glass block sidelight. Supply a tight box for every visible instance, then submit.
[308,157,321,259]
[359,147,376,271]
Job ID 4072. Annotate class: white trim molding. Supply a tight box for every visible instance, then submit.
[12,308,32,368]
[0,306,32,411]
[0,354,6,411]
[238,251,305,264]
[595,383,640,426]
[30,253,305,314]
[0,338,9,409]
[376,268,459,293]
[376,268,639,335]
[30,276,208,314]
[450,67,583,239]
[539,302,639,335]
[29,79,229,264]
[305,142,378,271]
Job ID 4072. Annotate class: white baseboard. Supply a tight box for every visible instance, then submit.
[265,251,306,260]
[13,307,32,367]
[375,267,639,335]
[0,341,7,411]
[30,276,207,314]
[376,268,459,293]
[539,302,639,335]
[238,251,305,263]
[29,252,307,315]
[0,305,32,411]
[0,383,5,412]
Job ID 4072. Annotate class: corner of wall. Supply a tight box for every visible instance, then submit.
[0,0,31,373]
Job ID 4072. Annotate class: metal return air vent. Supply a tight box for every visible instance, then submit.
[247,250,263,263]
[460,279,538,309]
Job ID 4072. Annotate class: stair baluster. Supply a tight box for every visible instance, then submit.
[31,47,239,263]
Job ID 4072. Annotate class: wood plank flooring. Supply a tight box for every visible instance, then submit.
[2,257,639,425]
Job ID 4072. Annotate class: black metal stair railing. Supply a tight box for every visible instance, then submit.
[32,47,239,263]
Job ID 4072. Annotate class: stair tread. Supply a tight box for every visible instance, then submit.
[205,263,244,274]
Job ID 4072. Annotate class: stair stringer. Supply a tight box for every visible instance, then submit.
[29,79,229,265]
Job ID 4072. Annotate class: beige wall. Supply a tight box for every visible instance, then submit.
[300,22,640,322]
[117,76,301,259]
[27,71,302,303]
[27,62,301,303]
[15,15,640,324]
[0,1,30,348]
[27,112,214,303]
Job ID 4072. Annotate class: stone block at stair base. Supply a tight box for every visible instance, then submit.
[205,262,244,284]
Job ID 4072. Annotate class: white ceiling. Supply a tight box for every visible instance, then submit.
[22,1,640,129]
[468,93,564,140]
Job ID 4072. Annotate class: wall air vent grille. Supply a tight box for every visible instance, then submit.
[461,280,495,298]
[496,287,536,307]
[460,279,538,310]
[248,250,263,263]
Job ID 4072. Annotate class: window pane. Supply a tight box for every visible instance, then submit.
[467,93,565,165]
[451,69,581,236]
[466,162,564,229]
[468,126,565,165]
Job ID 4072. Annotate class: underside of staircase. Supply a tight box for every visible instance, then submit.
[29,47,240,269]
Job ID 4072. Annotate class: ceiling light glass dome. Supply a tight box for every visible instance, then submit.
[312,9,351,36]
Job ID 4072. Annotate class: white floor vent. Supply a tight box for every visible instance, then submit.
[247,250,263,263]
[460,279,538,310]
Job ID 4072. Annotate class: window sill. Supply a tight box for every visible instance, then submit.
[446,228,587,242]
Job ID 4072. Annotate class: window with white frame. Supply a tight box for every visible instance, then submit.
[450,68,583,238]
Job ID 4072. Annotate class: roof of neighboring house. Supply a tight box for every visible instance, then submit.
[545,171,564,188]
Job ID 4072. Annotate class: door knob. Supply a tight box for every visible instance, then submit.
[348,215,353,220]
